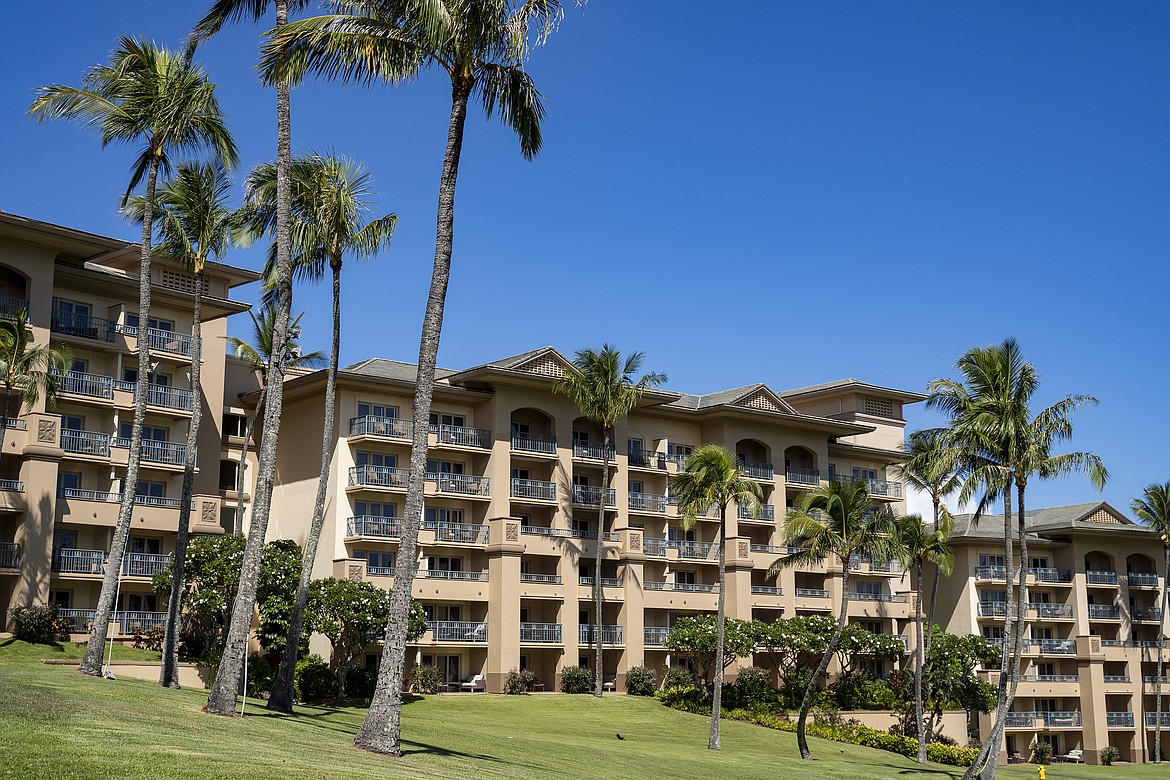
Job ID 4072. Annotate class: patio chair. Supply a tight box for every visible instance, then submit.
[1064,749,1083,764]
[603,677,617,692]
[460,674,486,693]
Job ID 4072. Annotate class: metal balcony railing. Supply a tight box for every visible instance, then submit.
[0,295,28,318]
[1147,713,1170,727]
[644,626,671,646]
[626,449,665,469]
[784,467,818,485]
[1102,639,1164,648]
[1086,570,1119,585]
[61,429,111,457]
[674,540,715,559]
[59,487,119,502]
[1040,711,1082,727]
[57,608,97,632]
[118,611,168,633]
[3,418,26,430]
[1019,674,1079,682]
[643,581,716,592]
[134,495,183,508]
[579,625,623,644]
[431,423,491,448]
[975,565,1008,580]
[1133,607,1164,621]
[578,576,621,587]
[1103,675,1131,683]
[113,438,187,466]
[429,621,488,642]
[644,537,669,556]
[849,592,908,603]
[427,472,491,496]
[738,504,776,520]
[118,324,192,356]
[348,465,410,488]
[520,573,562,584]
[520,623,562,643]
[1029,603,1074,618]
[0,541,20,569]
[1144,676,1170,684]
[510,478,557,501]
[511,433,556,454]
[349,415,412,439]
[1031,567,1073,583]
[1106,712,1134,727]
[346,516,400,538]
[1033,639,1077,655]
[418,569,488,581]
[138,384,194,411]
[52,548,106,574]
[849,555,902,573]
[521,525,573,538]
[422,520,489,545]
[1088,604,1121,619]
[122,553,170,577]
[572,441,616,461]
[571,485,616,507]
[366,565,394,576]
[628,492,667,513]
[751,585,783,595]
[1129,572,1160,587]
[796,588,830,598]
[978,602,1010,617]
[739,461,774,480]
[51,310,115,342]
[0,479,23,492]
[59,370,114,399]
[831,474,902,497]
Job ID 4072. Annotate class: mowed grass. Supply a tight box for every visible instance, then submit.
[0,641,1151,780]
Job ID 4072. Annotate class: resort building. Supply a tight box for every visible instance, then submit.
[934,502,1169,765]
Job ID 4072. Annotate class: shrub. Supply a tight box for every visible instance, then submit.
[132,626,165,652]
[409,664,444,695]
[503,668,537,695]
[345,666,378,700]
[294,654,333,702]
[656,686,709,713]
[661,665,693,690]
[1101,745,1119,766]
[246,654,273,697]
[625,666,657,697]
[1030,741,1052,765]
[560,665,594,694]
[724,666,774,709]
[10,605,66,644]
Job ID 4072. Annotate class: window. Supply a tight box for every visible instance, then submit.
[424,507,464,524]
[63,415,85,431]
[572,518,590,534]
[58,472,82,492]
[1038,663,1055,677]
[222,413,247,437]
[855,581,881,595]
[121,423,168,442]
[982,626,1005,640]
[124,367,169,386]
[979,554,1006,567]
[853,467,877,481]
[49,590,71,608]
[356,550,394,573]
[136,481,166,500]
[629,480,643,494]
[358,402,397,418]
[511,421,530,437]
[510,467,530,480]
[54,298,92,319]
[572,474,590,487]
[426,459,464,475]
[858,620,883,634]
[130,537,161,554]
[1030,557,1049,570]
[668,443,693,459]
[627,438,643,456]
[520,607,530,623]
[674,571,696,585]
[70,358,88,373]
[981,589,1006,603]
[429,412,464,428]
[572,430,590,445]
[827,464,837,479]
[354,501,396,517]
[668,527,695,542]
[219,460,238,491]
[53,531,76,551]
[356,451,396,468]
[120,592,157,611]
[428,556,462,572]
[125,314,174,332]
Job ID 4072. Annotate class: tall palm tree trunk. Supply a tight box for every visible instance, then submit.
[354,81,471,755]
[709,506,727,750]
[915,558,926,763]
[1157,545,1168,762]
[797,564,852,759]
[206,0,294,715]
[231,394,263,536]
[160,270,205,688]
[925,497,942,657]
[269,259,341,712]
[80,153,159,676]
[592,428,610,698]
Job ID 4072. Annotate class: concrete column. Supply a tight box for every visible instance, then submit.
[724,535,754,679]
[486,515,523,692]
[617,528,647,688]
[12,413,64,619]
[1077,635,1107,764]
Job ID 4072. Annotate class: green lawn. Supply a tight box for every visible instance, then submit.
[0,640,1150,779]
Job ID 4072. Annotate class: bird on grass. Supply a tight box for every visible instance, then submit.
[616,733,625,740]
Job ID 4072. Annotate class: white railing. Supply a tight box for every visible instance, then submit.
[1106,712,1134,727]
[628,492,667,513]
[520,573,562,584]
[849,592,908,602]
[644,626,671,646]
[122,553,170,577]
[349,415,412,439]
[113,438,187,466]
[347,516,400,537]
[579,624,623,644]
[751,585,783,595]
[118,323,192,356]
[784,467,817,484]
[511,433,556,454]
[0,479,23,492]
[644,581,716,593]
[60,429,110,457]
[418,569,488,581]
[520,623,562,643]
[579,576,622,587]
[422,520,489,545]
[1088,604,1121,619]
[739,461,774,480]
[0,541,19,569]
[796,588,830,598]
[429,621,488,642]
[1086,570,1118,585]
[59,370,114,399]
[52,548,106,574]
[571,485,616,507]
[739,504,776,520]
[1129,572,1159,587]
[119,611,168,633]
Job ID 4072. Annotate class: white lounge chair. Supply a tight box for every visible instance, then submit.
[1063,749,1084,764]
[460,674,486,692]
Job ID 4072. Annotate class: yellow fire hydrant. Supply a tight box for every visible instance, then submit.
[1037,765,1046,780]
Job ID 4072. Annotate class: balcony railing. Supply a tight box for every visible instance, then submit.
[1103,675,1132,683]
[418,568,488,581]
[674,540,715,559]
[0,479,22,492]
[427,472,491,496]
[796,588,830,598]
[3,418,26,430]
[1144,676,1170,684]
[849,555,901,573]
[1088,604,1121,620]
[644,581,716,593]
[739,461,774,480]
[831,474,902,497]
[520,622,562,643]
[511,433,556,454]
[751,585,783,595]
[1129,572,1160,587]
[626,449,665,469]
[1147,713,1170,727]
[0,541,20,569]
[118,323,192,356]
[1031,639,1077,655]
[644,626,671,646]
[1107,712,1135,727]
[975,565,1008,581]
[113,438,187,466]
[738,504,776,521]
[1102,639,1164,648]
[0,295,28,318]
[572,441,616,461]
[59,370,114,399]
[644,537,669,556]
[422,520,489,545]
[784,467,818,485]
[978,601,1009,617]
[1019,674,1079,682]
[1030,603,1074,619]
[579,625,623,644]
[431,423,491,449]
[571,485,616,507]
[849,592,908,603]
[52,548,106,574]
[628,492,667,513]
[1041,711,1082,727]
[1086,570,1119,585]
[429,621,488,642]
[349,415,412,439]
[520,573,562,584]
[348,465,410,488]
[138,384,194,411]
[122,553,170,577]
[1133,607,1164,621]
[61,429,111,457]
[57,608,97,632]
[119,611,168,633]
[51,310,115,342]
[347,516,400,538]
[60,487,119,502]
[521,525,573,538]
[1032,567,1073,583]
[510,478,557,501]
[579,576,622,587]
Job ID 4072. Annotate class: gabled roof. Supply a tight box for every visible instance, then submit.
[780,377,927,403]
[950,501,1150,541]
[344,358,458,382]
[664,383,799,415]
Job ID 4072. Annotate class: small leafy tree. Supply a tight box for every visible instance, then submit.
[256,539,304,660]
[665,616,757,689]
[921,631,1000,741]
[756,615,837,707]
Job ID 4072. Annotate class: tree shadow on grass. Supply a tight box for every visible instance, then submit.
[399,737,540,772]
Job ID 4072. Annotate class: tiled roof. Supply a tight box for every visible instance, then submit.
[950,501,1151,540]
[344,358,457,382]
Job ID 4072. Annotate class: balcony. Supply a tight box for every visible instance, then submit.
[849,592,908,603]
[571,485,616,507]
[52,548,106,574]
[59,370,114,399]
[431,423,491,449]
[739,461,774,481]
[61,429,111,457]
[849,555,902,573]
[1102,640,1164,648]
[1147,713,1170,727]
[510,478,557,501]
[511,433,556,454]
[674,540,715,559]
[118,611,168,633]
[347,516,400,538]
[137,383,195,412]
[520,573,562,584]
[348,465,409,488]
[978,602,1009,617]
[113,438,188,466]
[627,449,665,469]
[1019,674,1079,682]
[831,474,902,498]
[578,576,621,587]
[3,418,25,430]
[1107,712,1135,728]
[117,323,192,356]
[1032,567,1073,584]
[1030,603,1074,619]
[1086,570,1119,585]
[422,520,489,545]
[1032,639,1077,655]
[1133,607,1163,621]
[644,581,716,593]
[1144,676,1170,684]
[418,568,488,581]
[628,492,667,513]
[795,588,830,598]
[751,585,783,595]
[427,472,491,497]
[429,621,488,642]
[1041,711,1082,727]
[57,608,97,632]
[122,553,170,577]
[0,479,23,492]
[975,565,1008,581]
[644,537,669,556]
[0,295,28,318]
[579,625,623,644]
[1088,604,1121,620]
[784,467,818,485]
[520,623,562,644]
[0,541,19,569]
[1103,675,1131,683]
[51,310,115,342]
[349,415,412,439]
[1129,572,1160,588]
[644,626,670,646]
[738,504,776,521]
[572,441,616,461]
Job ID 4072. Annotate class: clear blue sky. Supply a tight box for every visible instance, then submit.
[1,2,1167,518]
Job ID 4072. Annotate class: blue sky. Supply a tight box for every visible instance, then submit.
[1,2,1167,518]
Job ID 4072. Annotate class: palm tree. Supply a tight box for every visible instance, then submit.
[766,480,896,760]
[555,346,665,697]
[196,0,306,718]
[930,338,1106,780]
[223,306,324,536]
[239,152,396,713]
[29,36,237,677]
[125,160,237,689]
[259,1,571,752]
[0,310,70,432]
[1132,482,1170,763]
[670,444,761,750]
[893,512,954,763]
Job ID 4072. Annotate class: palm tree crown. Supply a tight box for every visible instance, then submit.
[671,445,762,527]
[0,310,71,422]
[1133,482,1170,542]
[554,345,667,429]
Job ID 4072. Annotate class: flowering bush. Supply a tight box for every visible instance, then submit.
[560,666,593,694]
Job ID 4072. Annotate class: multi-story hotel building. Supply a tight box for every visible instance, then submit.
[0,212,258,637]
[268,348,921,692]
[934,502,1169,765]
